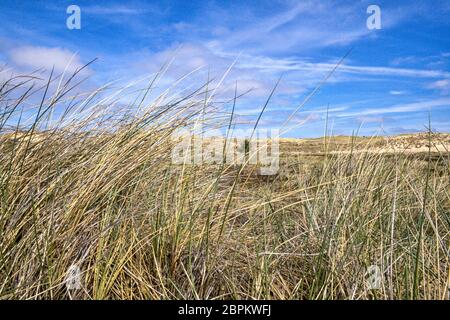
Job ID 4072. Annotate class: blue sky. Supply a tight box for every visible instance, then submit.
[0,0,449,137]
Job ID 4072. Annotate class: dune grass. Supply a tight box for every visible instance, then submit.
[0,69,448,300]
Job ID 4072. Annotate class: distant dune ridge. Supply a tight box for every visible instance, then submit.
[279,133,450,155]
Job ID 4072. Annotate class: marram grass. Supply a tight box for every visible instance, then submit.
[0,69,448,300]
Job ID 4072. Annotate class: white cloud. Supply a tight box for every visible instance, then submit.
[389,90,406,95]
[390,56,420,66]
[8,46,89,75]
[426,79,450,93]
[296,63,450,78]
[83,5,148,15]
[339,98,450,117]
[211,0,411,55]
[133,43,300,99]
[230,54,450,78]
[223,2,315,45]
[357,116,384,123]
[124,40,450,110]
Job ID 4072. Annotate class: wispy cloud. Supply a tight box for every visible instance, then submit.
[79,5,150,15]
[130,42,449,100]
[357,116,385,123]
[339,98,450,117]
[426,79,450,94]
[389,90,406,95]
[237,57,450,78]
